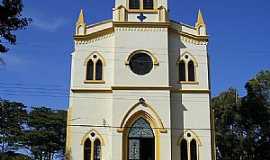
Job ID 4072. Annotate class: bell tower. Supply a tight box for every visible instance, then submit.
[113,0,168,22]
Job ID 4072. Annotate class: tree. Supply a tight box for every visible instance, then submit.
[0,0,31,53]
[0,99,28,152]
[212,88,243,160]
[25,107,67,160]
[213,70,270,160]
[240,70,270,160]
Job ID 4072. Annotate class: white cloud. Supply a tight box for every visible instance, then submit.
[24,9,67,32]
[32,16,67,32]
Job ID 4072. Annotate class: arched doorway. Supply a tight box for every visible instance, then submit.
[128,117,155,160]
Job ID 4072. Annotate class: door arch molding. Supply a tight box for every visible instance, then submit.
[122,110,161,160]
[117,101,167,133]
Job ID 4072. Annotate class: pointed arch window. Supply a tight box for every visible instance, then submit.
[179,60,186,81]
[188,60,195,82]
[180,139,188,160]
[82,131,103,160]
[190,139,197,160]
[178,53,197,83]
[94,139,101,160]
[84,139,91,160]
[95,60,103,80]
[86,60,94,80]
[85,53,104,82]
[179,132,200,160]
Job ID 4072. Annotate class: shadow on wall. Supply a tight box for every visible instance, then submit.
[170,92,186,160]
[168,31,187,159]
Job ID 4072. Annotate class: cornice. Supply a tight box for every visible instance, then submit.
[74,20,208,43]
[71,88,113,93]
[113,21,170,28]
[169,28,208,42]
[86,19,112,29]
[74,27,114,42]
[171,89,210,94]
[71,87,210,94]
[111,86,172,90]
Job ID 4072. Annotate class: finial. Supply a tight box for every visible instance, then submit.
[196,9,205,28]
[77,9,85,25]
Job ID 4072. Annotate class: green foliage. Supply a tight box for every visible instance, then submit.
[213,88,243,160]
[240,70,270,160]
[0,0,31,52]
[0,151,30,160]
[0,99,67,159]
[25,107,67,160]
[0,99,28,152]
[213,70,270,160]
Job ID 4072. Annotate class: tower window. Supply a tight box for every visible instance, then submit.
[129,0,140,9]
[143,0,154,9]
[85,53,104,82]
[129,0,154,10]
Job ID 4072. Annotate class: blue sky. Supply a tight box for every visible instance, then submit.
[0,0,269,109]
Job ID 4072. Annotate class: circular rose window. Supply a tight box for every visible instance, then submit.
[129,52,153,75]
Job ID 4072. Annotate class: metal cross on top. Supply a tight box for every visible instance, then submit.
[137,13,147,22]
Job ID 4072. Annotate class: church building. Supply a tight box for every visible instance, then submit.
[66,0,215,159]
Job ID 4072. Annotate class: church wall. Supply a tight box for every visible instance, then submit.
[111,90,172,160]
[168,31,209,90]
[127,13,159,22]
[114,27,169,86]
[168,29,212,160]
[69,34,115,159]
[168,32,181,86]
[170,93,183,160]
[69,92,113,160]
[183,93,211,160]
[170,93,212,160]
[72,34,115,89]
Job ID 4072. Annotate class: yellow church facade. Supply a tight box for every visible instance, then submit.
[66,0,215,160]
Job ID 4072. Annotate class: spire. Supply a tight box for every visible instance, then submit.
[196,9,205,28]
[76,9,86,35]
[77,9,85,25]
[195,9,207,36]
